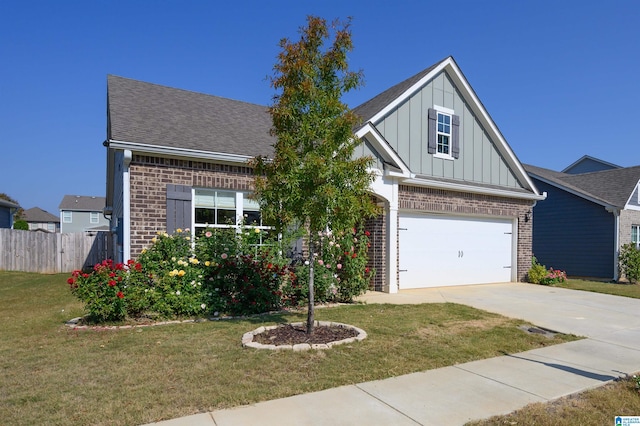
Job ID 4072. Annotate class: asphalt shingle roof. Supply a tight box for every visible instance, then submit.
[22,207,59,223]
[351,58,445,125]
[107,75,275,158]
[59,195,106,212]
[524,163,640,208]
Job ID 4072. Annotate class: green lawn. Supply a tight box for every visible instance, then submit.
[553,278,640,299]
[0,271,577,426]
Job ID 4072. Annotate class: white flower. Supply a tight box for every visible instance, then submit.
[304,260,310,265]
[175,290,181,296]
[213,311,219,316]
[201,303,206,310]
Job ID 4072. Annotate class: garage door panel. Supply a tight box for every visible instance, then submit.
[399,214,513,289]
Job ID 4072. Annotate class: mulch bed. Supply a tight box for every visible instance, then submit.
[252,323,358,345]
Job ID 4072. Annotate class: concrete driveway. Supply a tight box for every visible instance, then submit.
[359,282,640,350]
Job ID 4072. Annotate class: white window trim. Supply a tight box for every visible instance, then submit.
[433,105,454,160]
[90,212,99,224]
[62,211,72,223]
[192,189,270,234]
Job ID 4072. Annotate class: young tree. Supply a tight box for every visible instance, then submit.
[251,16,377,334]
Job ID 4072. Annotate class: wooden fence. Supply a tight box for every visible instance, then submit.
[0,229,110,274]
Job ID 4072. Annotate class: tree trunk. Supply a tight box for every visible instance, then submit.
[306,237,315,334]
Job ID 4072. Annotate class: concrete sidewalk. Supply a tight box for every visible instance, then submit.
[144,283,640,425]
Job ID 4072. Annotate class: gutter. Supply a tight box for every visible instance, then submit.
[104,139,254,164]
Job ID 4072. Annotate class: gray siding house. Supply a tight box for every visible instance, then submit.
[104,56,544,292]
[525,159,640,280]
[22,207,60,232]
[59,195,110,233]
[0,199,20,229]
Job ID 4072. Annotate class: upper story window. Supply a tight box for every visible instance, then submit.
[428,106,460,159]
[632,225,639,249]
[437,112,451,156]
[62,211,72,223]
[90,212,99,224]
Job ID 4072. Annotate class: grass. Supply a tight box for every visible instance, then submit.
[553,278,640,299]
[467,376,640,425]
[0,271,578,426]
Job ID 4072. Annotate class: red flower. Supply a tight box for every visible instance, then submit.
[365,230,370,236]
[352,253,357,258]
[67,277,75,285]
[72,270,80,277]
[127,259,135,266]
[365,267,370,273]
[118,276,123,282]
[109,272,116,278]
[116,291,124,299]
[134,263,142,271]
[108,280,116,287]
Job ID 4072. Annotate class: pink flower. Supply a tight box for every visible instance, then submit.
[317,259,324,266]
[205,231,212,238]
[337,264,342,269]
[221,253,228,259]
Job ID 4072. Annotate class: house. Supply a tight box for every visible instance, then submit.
[59,195,110,233]
[104,56,544,293]
[0,198,20,229]
[22,207,61,232]
[525,159,640,280]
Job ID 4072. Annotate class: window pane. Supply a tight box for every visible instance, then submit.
[216,192,236,208]
[195,208,216,224]
[194,189,216,207]
[632,226,639,243]
[217,209,236,225]
[243,193,260,210]
[244,210,261,226]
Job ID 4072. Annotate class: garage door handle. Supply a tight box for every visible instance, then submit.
[399,227,408,231]
[458,250,464,258]
[399,269,408,272]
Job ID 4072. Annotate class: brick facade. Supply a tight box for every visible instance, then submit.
[128,155,255,256]
[364,209,386,292]
[398,185,535,283]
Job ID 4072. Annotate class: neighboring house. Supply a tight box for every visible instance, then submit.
[104,56,544,293]
[525,159,640,280]
[59,195,110,233]
[22,207,60,232]
[0,198,20,229]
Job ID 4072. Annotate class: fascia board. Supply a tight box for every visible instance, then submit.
[529,173,614,208]
[403,176,546,201]
[366,57,542,197]
[355,123,411,177]
[106,139,254,164]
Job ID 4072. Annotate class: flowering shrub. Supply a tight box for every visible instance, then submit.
[540,268,567,285]
[292,226,374,303]
[68,259,140,323]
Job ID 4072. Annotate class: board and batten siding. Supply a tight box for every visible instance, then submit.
[353,137,383,171]
[532,179,615,279]
[374,71,521,188]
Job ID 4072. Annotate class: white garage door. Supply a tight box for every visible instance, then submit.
[399,213,514,289]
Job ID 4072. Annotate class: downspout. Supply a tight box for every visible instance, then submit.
[606,206,620,281]
[123,149,132,263]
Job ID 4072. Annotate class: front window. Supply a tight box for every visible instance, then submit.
[632,225,639,249]
[194,189,236,233]
[62,211,72,223]
[437,112,451,155]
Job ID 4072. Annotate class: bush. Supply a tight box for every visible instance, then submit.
[527,256,547,284]
[293,226,374,303]
[13,220,28,230]
[540,268,567,285]
[619,243,640,283]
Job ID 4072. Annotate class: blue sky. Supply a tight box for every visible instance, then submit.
[1,1,639,216]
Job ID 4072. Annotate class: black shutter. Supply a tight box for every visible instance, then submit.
[452,114,460,159]
[166,184,192,234]
[427,108,437,154]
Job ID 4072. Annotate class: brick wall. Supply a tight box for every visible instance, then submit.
[620,209,640,247]
[364,209,386,292]
[128,155,255,256]
[398,185,534,282]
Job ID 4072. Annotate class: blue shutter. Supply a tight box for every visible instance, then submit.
[452,114,460,159]
[166,184,192,234]
[427,108,437,154]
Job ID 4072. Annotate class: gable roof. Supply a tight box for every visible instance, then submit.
[107,75,275,159]
[561,155,622,174]
[59,195,106,212]
[525,163,640,208]
[22,207,59,223]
